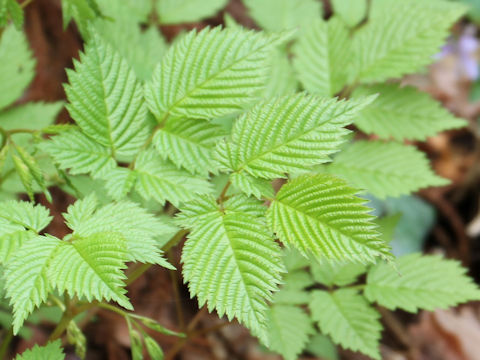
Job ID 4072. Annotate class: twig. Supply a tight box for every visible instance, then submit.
[377,307,411,348]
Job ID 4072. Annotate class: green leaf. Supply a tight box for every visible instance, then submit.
[0,102,63,132]
[95,19,167,81]
[153,118,226,175]
[178,195,284,342]
[0,25,35,110]
[305,334,339,360]
[328,141,449,198]
[144,335,164,360]
[66,321,86,359]
[365,253,480,312]
[41,129,116,177]
[352,84,467,140]
[15,340,65,360]
[265,304,314,360]
[311,259,367,287]
[95,0,151,24]
[263,49,298,98]
[310,289,382,360]
[134,149,212,206]
[14,145,47,195]
[243,0,322,32]
[0,200,52,232]
[267,174,391,263]
[230,172,274,200]
[61,0,102,36]
[272,269,313,305]
[65,195,174,267]
[145,27,290,121]
[331,0,367,27]
[157,0,228,24]
[216,94,374,179]
[101,166,136,200]
[351,0,466,83]
[65,33,149,157]
[12,154,35,200]
[5,235,61,333]
[293,17,351,96]
[48,232,132,310]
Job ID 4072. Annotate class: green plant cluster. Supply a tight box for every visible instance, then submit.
[0,0,478,359]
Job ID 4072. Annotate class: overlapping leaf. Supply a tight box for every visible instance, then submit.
[216,94,374,179]
[267,174,391,263]
[153,118,226,175]
[134,149,212,206]
[15,340,65,360]
[48,232,131,310]
[293,17,351,96]
[178,195,284,341]
[65,33,149,157]
[145,27,290,121]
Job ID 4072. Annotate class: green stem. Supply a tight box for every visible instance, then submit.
[0,328,13,360]
[96,302,128,317]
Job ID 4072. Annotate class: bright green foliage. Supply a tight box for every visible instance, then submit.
[61,0,103,35]
[0,25,35,110]
[329,141,449,198]
[243,0,322,32]
[310,289,382,359]
[65,33,149,158]
[144,335,164,359]
[265,305,314,360]
[365,253,480,312]
[41,129,116,177]
[153,118,226,175]
[0,102,63,132]
[5,235,60,333]
[331,0,367,27]
[95,20,167,81]
[67,321,86,359]
[353,84,467,140]
[65,194,174,267]
[157,0,228,24]
[0,0,23,28]
[145,27,290,121]
[267,174,391,263]
[96,0,151,24]
[0,200,52,233]
[48,233,131,310]
[216,95,373,179]
[230,172,274,200]
[101,166,136,200]
[311,259,366,287]
[178,195,284,341]
[134,149,212,206]
[15,340,65,360]
[293,17,351,96]
[264,50,298,98]
[351,0,466,83]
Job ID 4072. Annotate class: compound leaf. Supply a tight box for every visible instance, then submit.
[5,235,61,333]
[267,174,391,263]
[178,195,284,342]
[48,232,131,310]
[65,33,149,157]
[216,94,374,179]
[153,118,226,176]
[145,27,290,121]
